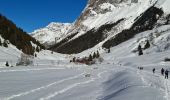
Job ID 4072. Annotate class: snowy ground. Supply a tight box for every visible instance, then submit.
[1,26,170,100]
[0,50,170,100]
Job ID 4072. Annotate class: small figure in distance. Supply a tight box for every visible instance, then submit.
[161,68,165,76]
[152,68,155,74]
[165,69,169,79]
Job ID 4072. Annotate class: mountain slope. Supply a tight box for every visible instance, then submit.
[49,0,170,54]
[0,14,44,55]
[31,22,72,47]
[103,6,164,48]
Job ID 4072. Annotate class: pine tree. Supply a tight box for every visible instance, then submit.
[36,46,40,52]
[34,53,37,57]
[88,54,93,61]
[73,57,76,62]
[3,40,8,47]
[96,51,100,58]
[144,40,150,49]
[5,61,9,67]
[138,45,143,56]
[93,52,96,59]
[108,48,110,53]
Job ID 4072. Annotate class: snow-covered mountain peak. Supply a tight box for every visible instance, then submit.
[46,22,71,29]
[30,0,170,54]
[31,22,72,47]
[49,0,170,54]
[76,0,158,29]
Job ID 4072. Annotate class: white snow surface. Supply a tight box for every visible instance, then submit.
[31,22,72,46]
[82,0,158,30]
[1,24,170,100]
[1,0,170,99]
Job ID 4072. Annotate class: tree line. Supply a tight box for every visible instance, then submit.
[0,14,45,55]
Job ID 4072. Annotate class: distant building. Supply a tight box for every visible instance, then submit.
[131,0,138,3]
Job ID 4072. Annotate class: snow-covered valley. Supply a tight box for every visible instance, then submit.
[1,0,170,99]
[1,51,170,100]
[1,26,170,99]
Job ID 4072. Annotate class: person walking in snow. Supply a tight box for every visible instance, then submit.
[152,68,155,74]
[161,68,165,76]
[165,70,169,79]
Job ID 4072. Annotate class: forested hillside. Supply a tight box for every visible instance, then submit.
[0,14,45,55]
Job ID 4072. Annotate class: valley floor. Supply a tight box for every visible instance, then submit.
[0,51,170,100]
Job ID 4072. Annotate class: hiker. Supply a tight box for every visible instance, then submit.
[139,67,143,70]
[165,70,169,79]
[152,68,155,74]
[161,68,165,76]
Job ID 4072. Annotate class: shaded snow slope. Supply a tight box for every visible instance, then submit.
[99,67,165,100]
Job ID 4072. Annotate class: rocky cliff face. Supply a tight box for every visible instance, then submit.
[75,0,134,28]
[48,0,170,54]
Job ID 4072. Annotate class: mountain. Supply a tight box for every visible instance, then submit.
[48,0,170,54]
[1,1,170,99]
[31,22,72,47]
[0,14,45,55]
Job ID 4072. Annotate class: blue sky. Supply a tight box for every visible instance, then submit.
[0,0,87,33]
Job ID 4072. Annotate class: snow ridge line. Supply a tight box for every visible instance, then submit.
[5,73,84,100]
[40,70,108,100]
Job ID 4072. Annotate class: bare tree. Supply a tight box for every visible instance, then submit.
[16,53,33,66]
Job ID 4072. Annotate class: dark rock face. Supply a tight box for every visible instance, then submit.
[103,6,164,48]
[49,32,78,51]
[50,19,124,54]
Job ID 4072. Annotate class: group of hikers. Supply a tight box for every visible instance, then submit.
[138,67,169,79]
[152,68,169,79]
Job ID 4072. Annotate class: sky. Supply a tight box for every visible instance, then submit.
[0,0,87,33]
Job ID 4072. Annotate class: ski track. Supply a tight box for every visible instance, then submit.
[142,69,170,100]
[40,70,108,100]
[137,70,150,86]
[0,68,65,73]
[3,63,170,100]
[5,73,85,100]
[124,64,170,100]
[164,79,170,100]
